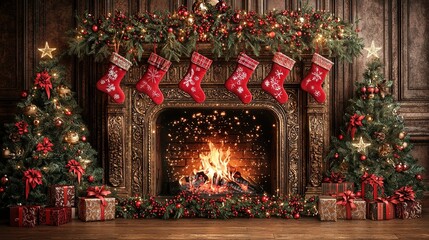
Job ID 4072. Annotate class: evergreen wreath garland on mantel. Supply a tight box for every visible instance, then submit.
[68,2,363,64]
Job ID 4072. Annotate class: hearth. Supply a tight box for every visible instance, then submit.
[105,53,330,197]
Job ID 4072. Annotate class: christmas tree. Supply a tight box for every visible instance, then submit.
[326,56,426,198]
[0,46,103,208]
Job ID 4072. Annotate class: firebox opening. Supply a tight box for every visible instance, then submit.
[156,108,277,196]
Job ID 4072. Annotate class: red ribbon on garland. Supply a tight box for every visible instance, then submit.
[361,172,384,200]
[336,190,356,220]
[388,186,415,204]
[65,160,85,184]
[34,70,53,99]
[23,169,43,199]
[347,113,365,139]
[36,137,54,154]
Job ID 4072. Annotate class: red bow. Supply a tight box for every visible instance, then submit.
[361,172,384,186]
[34,70,53,99]
[15,121,29,135]
[347,113,365,139]
[36,137,53,154]
[388,186,415,204]
[336,190,356,219]
[323,171,346,183]
[87,186,111,206]
[23,169,43,199]
[66,160,85,184]
[374,197,390,205]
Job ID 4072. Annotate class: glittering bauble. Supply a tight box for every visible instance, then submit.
[87,175,94,183]
[216,0,228,13]
[2,148,11,158]
[366,115,373,123]
[1,175,8,185]
[402,164,409,171]
[176,203,182,209]
[64,131,79,144]
[360,155,367,161]
[395,164,403,172]
[92,25,98,32]
[56,85,71,97]
[268,31,276,38]
[398,132,406,140]
[21,90,28,98]
[368,93,375,99]
[24,105,38,116]
[293,213,300,219]
[33,119,40,126]
[54,117,63,127]
[135,201,142,208]
[338,134,344,140]
[177,5,188,16]
[416,174,423,181]
[232,12,241,23]
[374,87,380,93]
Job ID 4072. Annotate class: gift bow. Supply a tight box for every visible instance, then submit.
[388,186,415,204]
[323,171,346,183]
[36,137,54,154]
[34,70,53,99]
[347,113,365,139]
[336,190,357,209]
[361,172,384,186]
[65,160,85,184]
[23,169,43,199]
[87,186,111,206]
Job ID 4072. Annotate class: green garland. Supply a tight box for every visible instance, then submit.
[68,4,363,64]
[115,191,318,220]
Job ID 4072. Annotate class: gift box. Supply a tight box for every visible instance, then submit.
[78,197,115,221]
[337,198,366,220]
[367,201,395,220]
[321,182,354,195]
[71,207,78,219]
[318,196,337,221]
[395,200,422,219]
[49,185,75,207]
[9,205,41,227]
[39,207,72,226]
[361,172,384,201]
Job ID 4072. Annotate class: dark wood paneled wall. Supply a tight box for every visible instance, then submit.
[1,0,428,188]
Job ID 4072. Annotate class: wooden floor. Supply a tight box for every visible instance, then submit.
[1,199,428,240]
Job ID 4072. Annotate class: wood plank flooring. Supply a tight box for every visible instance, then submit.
[0,198,428,240]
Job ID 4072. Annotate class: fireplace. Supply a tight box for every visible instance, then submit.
[105,52,330,197]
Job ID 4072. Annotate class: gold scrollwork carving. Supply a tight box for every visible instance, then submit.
[107,115,124,187]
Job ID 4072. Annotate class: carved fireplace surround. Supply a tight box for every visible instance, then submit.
[105,51,330,197]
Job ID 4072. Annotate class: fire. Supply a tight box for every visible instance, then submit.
[180,142,258,194]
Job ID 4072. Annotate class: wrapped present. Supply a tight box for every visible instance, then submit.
[39,207,72,226]
[336,191,366,220]
[395,200,422,219]
[318,196,337,221]
[360,172,384,201]
[367,199,395,220]
[78,185,114,222]
[321,182,354,195]
[10,205,41,227]
[49,185,75,207]
[71,207,78,219]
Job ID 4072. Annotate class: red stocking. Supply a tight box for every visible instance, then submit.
[96,52,132,103]
[225,52,259,104]
[179,52,212,103]
[300,53,333,103]
[136,52,171,105]
[261,52,295,104]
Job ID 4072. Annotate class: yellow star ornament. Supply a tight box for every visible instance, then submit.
[38,42,56,58]
[352,137,371,153]
[364,40,382,59]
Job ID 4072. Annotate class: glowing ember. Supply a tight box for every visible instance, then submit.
[180,142,260,194]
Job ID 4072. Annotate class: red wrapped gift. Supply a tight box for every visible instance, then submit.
[49,185,75,207]
[321,182,354,195]
[9,205,41,227]
[367,198,395,220]
[39,207,72,226]
[395,200,422,219]
[360,172,384,201]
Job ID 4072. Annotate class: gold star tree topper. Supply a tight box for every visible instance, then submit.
[38,42,56,58]
[352,136,371,153]
[364,40,382,59]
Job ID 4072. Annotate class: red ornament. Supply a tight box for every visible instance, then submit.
[92,25,98,32]
[402,164,409,171]
[355,191,362,198]
[296,31,302,37]
[360,155,367,161]
[338,134,344,140]
[232,12,241,23]
[0,187,4,193]
[176,203,182,209]
[87,175,94,183]
[1,175,8,185]
[367,86,375,94]
[415,174,423,181]
[135,201,142,209]
[168,28,173,33]
[360,86,366,93]
[216,0,228,13]
[21,90,28,98]
[395,164,403,172]
[65,109,72,116]
[374,87,380,93]
[268,31,276,38]
[293,213,300,219]
[81,136,87,142]
[334,153,339,159]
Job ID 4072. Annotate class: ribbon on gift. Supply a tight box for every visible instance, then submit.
[66,160,85,184]
[347,113,365,139]
[322,171,346,183]
[361,172,384,200]
[23,169,43,199]
[374,197,394,220]
[388,186,415,204]
[336,190,356,220]
[87,186,111,221]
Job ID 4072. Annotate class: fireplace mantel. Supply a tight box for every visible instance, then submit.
[105,52,330,197]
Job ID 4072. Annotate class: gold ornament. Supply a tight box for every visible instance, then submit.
[64,131,79,144]
[368,93,375,99]
[2,148,11,158]
[398,131,406,140]
[56,85,71,97]
[54,117,63,127]
[366,115,373,123]
[378,143,392,157]
[79,159,93,169]
[38,41,56,58]
[33,119,40,126]
[364,40,382,59]
[352,137,371,153]
[193,0,208,15]
[24,105,38,116]
[402,142,408,148]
